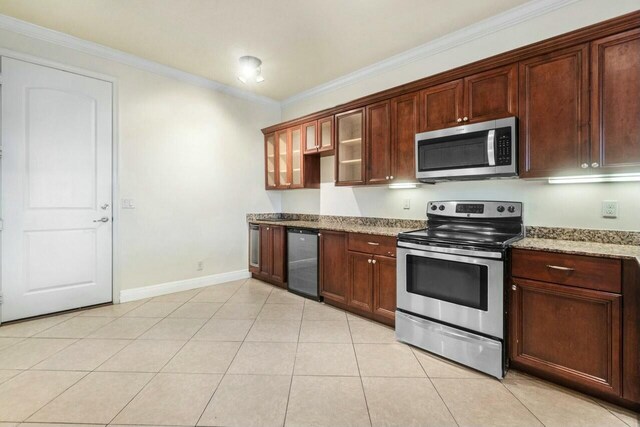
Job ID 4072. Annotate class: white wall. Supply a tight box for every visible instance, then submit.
[0,28,282,292]
[280,0,640,231]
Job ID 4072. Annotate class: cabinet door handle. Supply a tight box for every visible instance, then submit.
[372,259,377,264]
[512,284,517,291]
[463,117,469,122]
[368,259,372,264]
[591,162,600,168]
[367,242,380,246]
[546,264,575,272]
[390,176,394,179]
[581,163,589,169]
[456,118,463,123]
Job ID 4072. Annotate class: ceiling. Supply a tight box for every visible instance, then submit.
[0,0,531,100]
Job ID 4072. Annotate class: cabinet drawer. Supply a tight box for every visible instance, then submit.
[348,233,396,257]
[512,249,621,293]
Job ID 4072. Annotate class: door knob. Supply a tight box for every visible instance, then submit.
[456,118,462,123]
[463,117,469,122]
[591,162,600,168]
[101,204,110,210]
[93,217,109,223]
[581,163,589,168]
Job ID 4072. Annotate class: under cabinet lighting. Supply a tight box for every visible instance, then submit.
[548,173,640,184]
[389,183,421,189]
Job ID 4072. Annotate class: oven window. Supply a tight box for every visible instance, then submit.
[418,130,489,172]
[406,255,488,310]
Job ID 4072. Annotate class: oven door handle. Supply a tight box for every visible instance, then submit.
[487,129,496,166]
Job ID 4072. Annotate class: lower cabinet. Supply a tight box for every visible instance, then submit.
[253,224,286,287]
[510,248,626,403]
[510,278,621,395]
[319,231,397,326]
[319,231,348,304]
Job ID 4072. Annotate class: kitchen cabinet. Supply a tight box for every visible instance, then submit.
[264,133,277,189]
[418,80,463,132]
[366,100,392,184]
[254,224,287,287]
[336,108,366,185]
[590,28,640,174]
[510,249,622,398]
[518,45,590,178]
[345,233,397,325]
[418,64,518,132]
[390,92,419,182]
[372,254,397,322]
[304,116,335,155]
[319,230,348,304]
[348,251,374,312]
[266,126,320,190]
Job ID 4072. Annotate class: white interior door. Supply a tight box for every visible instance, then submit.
[1,57,113,322]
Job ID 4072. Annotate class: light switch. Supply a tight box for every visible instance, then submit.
[403,199,411,210]
[122,199,136,209]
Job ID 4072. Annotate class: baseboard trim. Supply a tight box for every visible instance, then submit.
[119,270,250,303]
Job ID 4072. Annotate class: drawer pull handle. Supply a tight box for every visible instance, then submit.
[546,265,575,272]
[367,242,380,246]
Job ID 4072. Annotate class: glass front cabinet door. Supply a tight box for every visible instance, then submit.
[291,126,303,188]
[336,109,365,185]
[265,133,277,189]
[276,129,290,189]
[303,121,318,154]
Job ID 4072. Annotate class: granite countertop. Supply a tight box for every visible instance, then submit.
[512,237,640,264]
[248,219,415,237]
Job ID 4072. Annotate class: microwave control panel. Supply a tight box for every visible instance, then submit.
[495,127,512,166]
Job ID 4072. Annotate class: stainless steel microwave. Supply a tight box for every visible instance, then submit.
[415,117,517,182]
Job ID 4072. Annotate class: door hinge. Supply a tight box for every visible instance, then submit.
[0,293,4,305]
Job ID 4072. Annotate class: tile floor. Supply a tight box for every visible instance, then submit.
[0,277,637,427]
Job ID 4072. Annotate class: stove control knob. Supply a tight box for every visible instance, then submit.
[431,204,438,211]
[438,205,445,211]
[507,205,516,213]
[497,205,505,213]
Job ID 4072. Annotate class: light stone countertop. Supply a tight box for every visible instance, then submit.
[247,219,417,237]
[512,237,640,264]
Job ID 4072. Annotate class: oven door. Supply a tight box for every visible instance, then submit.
[396,244,504,339]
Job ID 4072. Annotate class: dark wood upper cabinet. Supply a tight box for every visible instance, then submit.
[264,133,277,189]
[591,28,640,173]
[419,79,464,131]
[366,100,392,184]
[510,277,621,396]
[372,255,396,322]
[317,116,335,155]
[302,120,318,155]
[348,251,374,312]
[464,64,518,123]
[518,44,590,178]
[390,92,419,182]
[319,231,348,304]
[336,108,366,185]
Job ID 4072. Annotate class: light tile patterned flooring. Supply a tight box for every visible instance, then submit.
[0,277,637,427]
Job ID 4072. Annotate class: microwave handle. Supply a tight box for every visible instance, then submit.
[487,130,496,166]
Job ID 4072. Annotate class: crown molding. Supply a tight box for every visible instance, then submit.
[0,13,280,107]
[281,0,579,107]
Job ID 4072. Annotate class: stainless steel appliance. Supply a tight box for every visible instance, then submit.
[395,200,524,378]
[287,228,320,300]
[415,117,517,182]
[249,223,260,270]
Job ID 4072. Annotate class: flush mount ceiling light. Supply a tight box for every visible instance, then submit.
[548,173,640,184]
[237,55,264,84]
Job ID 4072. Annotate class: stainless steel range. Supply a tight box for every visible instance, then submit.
[395,200,524,379]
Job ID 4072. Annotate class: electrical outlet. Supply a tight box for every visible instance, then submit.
[121,199,135,209]
[602,200,618,218]
[197,261,204,271]
[403,199,411,210]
